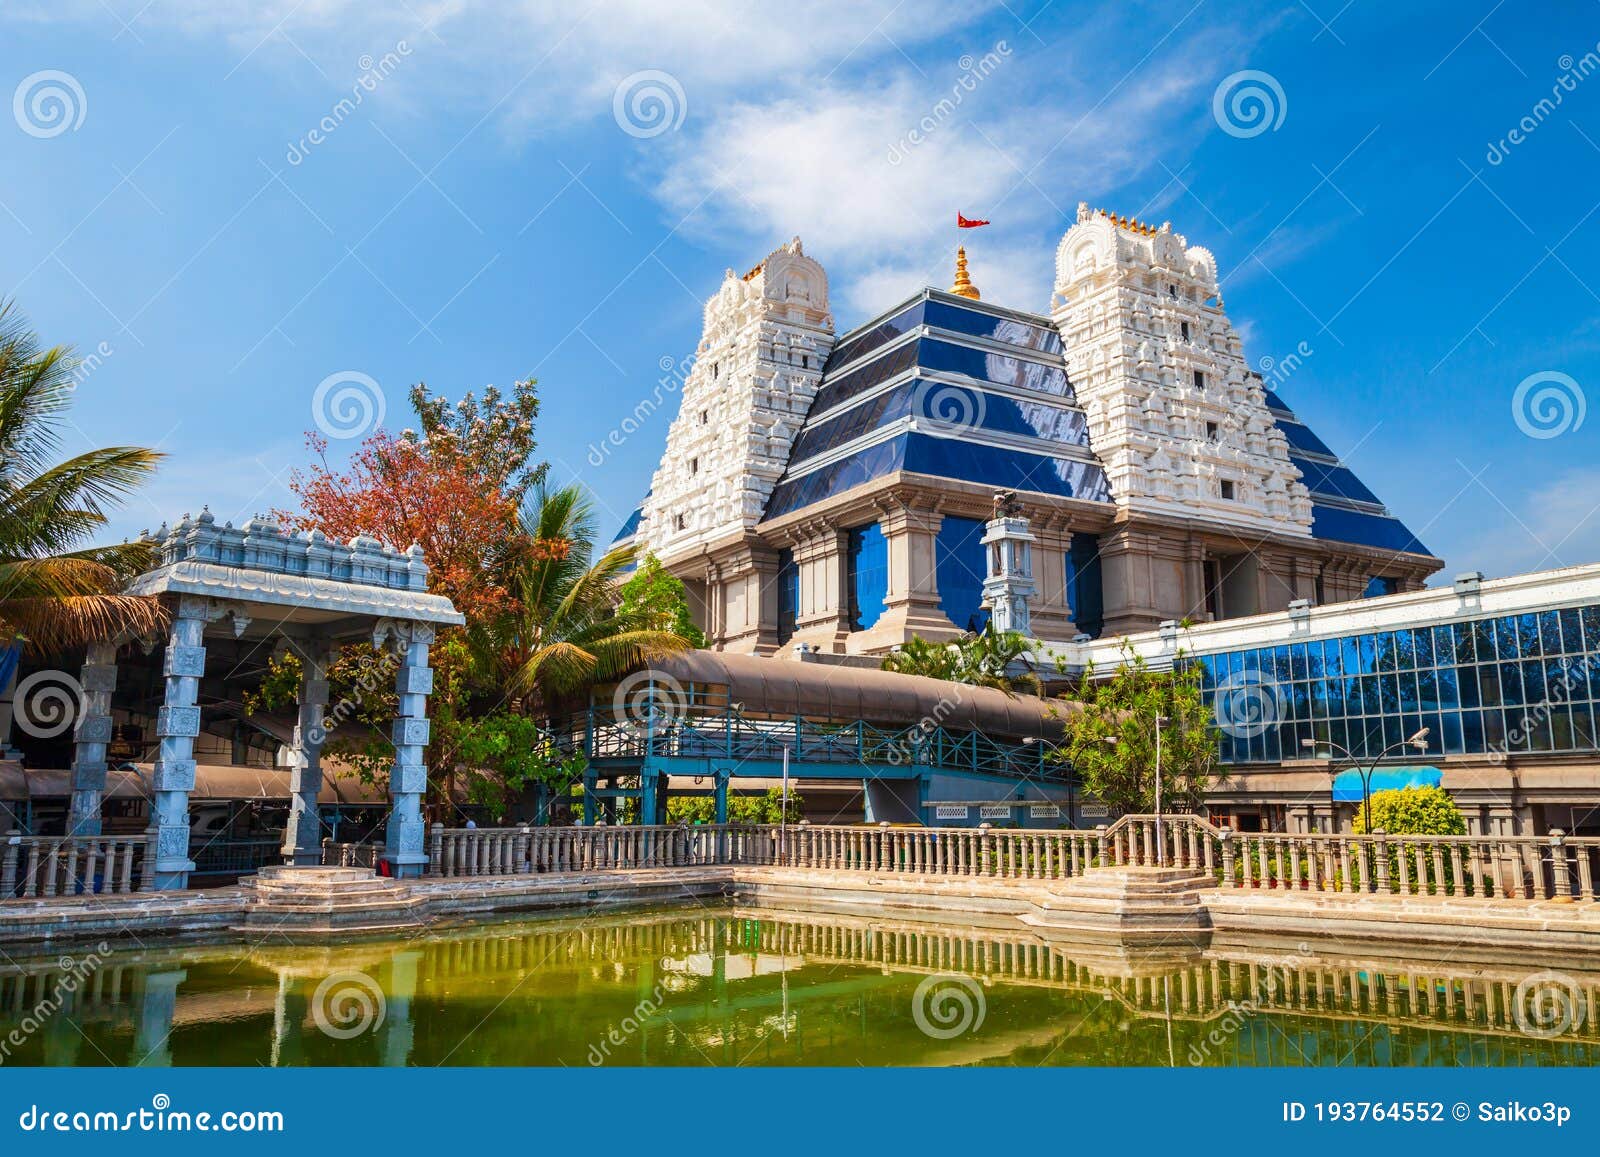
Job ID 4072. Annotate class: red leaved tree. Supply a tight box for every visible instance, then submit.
[279,380,544,623]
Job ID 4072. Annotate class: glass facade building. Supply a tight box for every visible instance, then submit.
[1200,603,1600,766]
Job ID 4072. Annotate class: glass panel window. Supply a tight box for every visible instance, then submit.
[1583,606,1600,652]
[934,515,990,634]
[776,549,798,644]
[1478,665,1503,708]
[1461,710,1484,752]
[1442,711,1465,755]
[1559,608,1582,655]
[847,523,889,631]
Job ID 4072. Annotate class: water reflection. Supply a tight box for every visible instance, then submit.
[2,908,1597,1067]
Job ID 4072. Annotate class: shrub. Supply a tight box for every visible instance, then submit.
[1351,785,1466,836]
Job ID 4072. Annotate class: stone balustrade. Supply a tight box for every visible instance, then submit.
[426,824,775,878]
[781,824,1103,880]
[141,508,428,592]
[2,829,154,898]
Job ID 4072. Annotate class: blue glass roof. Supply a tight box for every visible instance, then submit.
[608,287,1436,569]
[1267,386,1433,559]
[765,290,1109,521]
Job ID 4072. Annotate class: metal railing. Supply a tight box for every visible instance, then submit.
[2,829,154,898]
[583,703,1060,780]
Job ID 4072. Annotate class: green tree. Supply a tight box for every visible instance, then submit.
[1052,642,1217,814]
[471,483,696,711]
[1352,785,1466,836]
[617,553,705,647]
[0,301,164,653]
[668,786,804,824]
[881,627,1042,694]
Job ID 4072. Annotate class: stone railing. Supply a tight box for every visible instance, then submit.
[780,824,1103,880]
[1100,814,1218,873]
[1218,828,1600,902]
[321,840,381,869]
[426,824,776,878]
[2,830,154,898]
[142,508,427,591]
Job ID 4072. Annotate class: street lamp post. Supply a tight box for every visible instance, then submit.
[1301,728,1431,833]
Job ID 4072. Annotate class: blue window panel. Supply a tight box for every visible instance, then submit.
[1474,618,1497,663]
[1067,533,1103,638]
[1541,610,1564,655]
[1365,575,1401,599]
[1516,613,1542,657]
[1522,660,1546,705]
[847,523,889,631]
[922,299,1063,354]
[612,504,645,543]
[1414,626,1434,668]
[1585,606,1600,651]
[811,339,923,414]
[1500,663,1524,707]
[914,340,1073,397]
[1311,504,1432,557]
[900,433,1113,502]
[828,300,924,372]
[1559,608,1583,654]
[935,515,990,633]
[1262,387,1292,412]
[776,549,798,644]
[1442,711,1465,755]
[1357,634,1377,673]
[788,378,1090,465]
[1276,420,1336,458]
[1291,457,1383,506]
[764,440,905,520]
[1289,643,1308,681]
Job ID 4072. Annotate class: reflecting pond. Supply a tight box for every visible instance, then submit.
[3,906,1598,1066]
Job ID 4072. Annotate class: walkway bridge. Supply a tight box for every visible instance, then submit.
[560,650,1078,825]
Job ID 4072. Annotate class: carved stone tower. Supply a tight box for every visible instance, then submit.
[1050,203,1313,537]
[639,238,835,564]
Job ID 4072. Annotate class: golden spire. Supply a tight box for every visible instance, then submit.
[951,246,980,300]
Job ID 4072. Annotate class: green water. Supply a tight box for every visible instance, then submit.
[3,905,1597,1067]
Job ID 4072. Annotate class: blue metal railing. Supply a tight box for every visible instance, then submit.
[581,701,1061,780]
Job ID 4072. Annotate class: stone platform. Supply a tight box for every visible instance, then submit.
[1020,866,1214,945]
[237,866,429,939]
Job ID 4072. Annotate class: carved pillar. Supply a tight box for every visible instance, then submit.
[151,597,210,890]
[281,639,333,867]
[1028,524,1078,642]
[384,622,434,878]
[853,507,958,650]
[67,642,119,836]
[789,525,851,652]
[717,543,781,655]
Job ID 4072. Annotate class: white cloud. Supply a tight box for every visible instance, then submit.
[1448,466,1600,578]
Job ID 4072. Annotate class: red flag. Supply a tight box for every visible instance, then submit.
[957,213,990,228]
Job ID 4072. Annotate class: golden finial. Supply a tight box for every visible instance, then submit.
[951,246,981,300]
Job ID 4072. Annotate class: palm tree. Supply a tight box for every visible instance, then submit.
[0,301,164,654]
[882,626,1043,695]
[472,483,695,713]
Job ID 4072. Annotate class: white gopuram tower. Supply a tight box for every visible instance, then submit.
[1050,203,1313,536]
[981,491,1037,637]
[639,238,835,563]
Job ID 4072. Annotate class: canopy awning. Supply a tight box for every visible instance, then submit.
[1331,765,1441,802]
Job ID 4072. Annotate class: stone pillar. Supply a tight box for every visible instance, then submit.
[281,639,333,867]
[1028,524,1078,642]
[67,642,119,836]
[853,507,958,650]
[788,526,852,653]
[383,622,434,879]
[151,597,210,890]
[716,544,782,655]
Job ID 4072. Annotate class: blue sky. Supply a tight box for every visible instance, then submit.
[3,0,1599,582]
